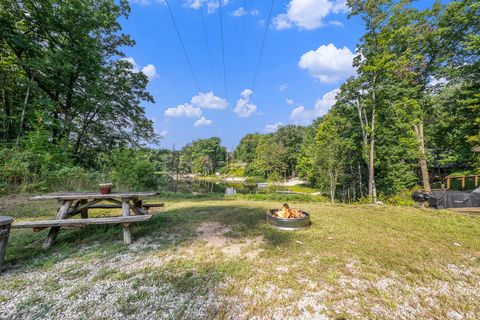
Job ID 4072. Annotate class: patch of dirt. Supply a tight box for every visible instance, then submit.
[196,221,232,247]
[195,222,265,259]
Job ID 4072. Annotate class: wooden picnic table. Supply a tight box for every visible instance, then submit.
[17,192,161,249]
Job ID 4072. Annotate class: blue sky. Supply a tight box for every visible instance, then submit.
[120,0,366,149]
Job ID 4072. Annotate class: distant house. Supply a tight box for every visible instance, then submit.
[473,146,480,153]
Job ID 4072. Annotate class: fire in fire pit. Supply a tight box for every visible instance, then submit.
[272,203,306,219]
[266,203,311,230]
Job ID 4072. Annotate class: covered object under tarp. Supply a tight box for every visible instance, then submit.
[428,187,480,209]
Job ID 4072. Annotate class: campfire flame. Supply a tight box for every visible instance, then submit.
[273,203,305,219]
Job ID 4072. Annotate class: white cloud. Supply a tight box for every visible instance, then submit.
[191,91,228,109]
[165,91,228,127]
[206,1,219,13]
[194,116,213,127]
[314,88,340,114]
[187,0,202,9]
[234,89,257,118]
[264,122,284,133]
[329,20,344,27]
[290,106,309,123]
[187,0,228,14]
[298,43,355,83]
[274,0,348,30]
[290,88,339,124]
[230,7,259,17]
[273,14,292,29]
[231,7,247,16]
[164,103,202,118]
[332,0,348,13]
[286,98,294,105]
[141,64,159,80]
[158,129,168,137]
[278,83,289,92]
[123,57,159,81]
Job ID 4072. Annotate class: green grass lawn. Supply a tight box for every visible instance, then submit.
[1,194,479,319]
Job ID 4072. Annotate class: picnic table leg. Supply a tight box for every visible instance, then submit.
[80,199,88,218]
[43,200,72,250]
[132,198,147,215]
[122,199,132,245]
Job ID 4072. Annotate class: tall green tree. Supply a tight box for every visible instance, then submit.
[250,135,287,180]
[179,137,227,175]
[315,111,356,202]
[235,133,262,165]
[0,0,156,161]
[348,0,396,202]
[274,125,305,177]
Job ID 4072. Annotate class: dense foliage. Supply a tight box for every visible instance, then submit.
[0,0,157,192]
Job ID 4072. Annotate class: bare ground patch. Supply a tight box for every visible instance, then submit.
[195,221,265,259]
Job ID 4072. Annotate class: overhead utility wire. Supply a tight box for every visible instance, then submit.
[252,0,275,91]
[218,0,228,99]
[201,7,216,86]
[165,0,201,92]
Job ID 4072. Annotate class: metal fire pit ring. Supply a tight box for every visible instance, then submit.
[266,209,311,231]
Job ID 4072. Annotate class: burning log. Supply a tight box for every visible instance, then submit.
[272,203,305,219]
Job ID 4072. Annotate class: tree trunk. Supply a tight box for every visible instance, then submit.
[328,168,337,203]
[413,122,431,192]
[358,163,364,198]
[368,76,377,203]
[1,75,7,142]
[16,78,32,146]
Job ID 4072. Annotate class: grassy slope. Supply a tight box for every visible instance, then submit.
[0,194,479,319]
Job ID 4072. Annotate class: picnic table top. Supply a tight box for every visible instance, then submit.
[29,192,159,201]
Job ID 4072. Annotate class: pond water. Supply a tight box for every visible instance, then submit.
[157,177,279,195]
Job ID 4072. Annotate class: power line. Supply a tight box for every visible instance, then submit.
[218,0,228,99]
[165,0,201,92]
[201,7,215,86]
[252,0,275,91]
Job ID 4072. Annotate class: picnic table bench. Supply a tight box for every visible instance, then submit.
[12,192,162,249]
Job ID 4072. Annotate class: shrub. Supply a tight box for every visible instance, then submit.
[106,149,157,191]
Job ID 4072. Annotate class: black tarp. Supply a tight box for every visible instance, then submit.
[472,187,480,207]
[428,187,480,209]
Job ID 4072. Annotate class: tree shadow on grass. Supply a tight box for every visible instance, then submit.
[5,202,297,271]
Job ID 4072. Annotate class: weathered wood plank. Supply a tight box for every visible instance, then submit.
[12,215,152,229]
[122,199,132,245]
[43,201,72,250]
[86,203,164,210]
[88,204,123,209]
[29,192,159,201]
